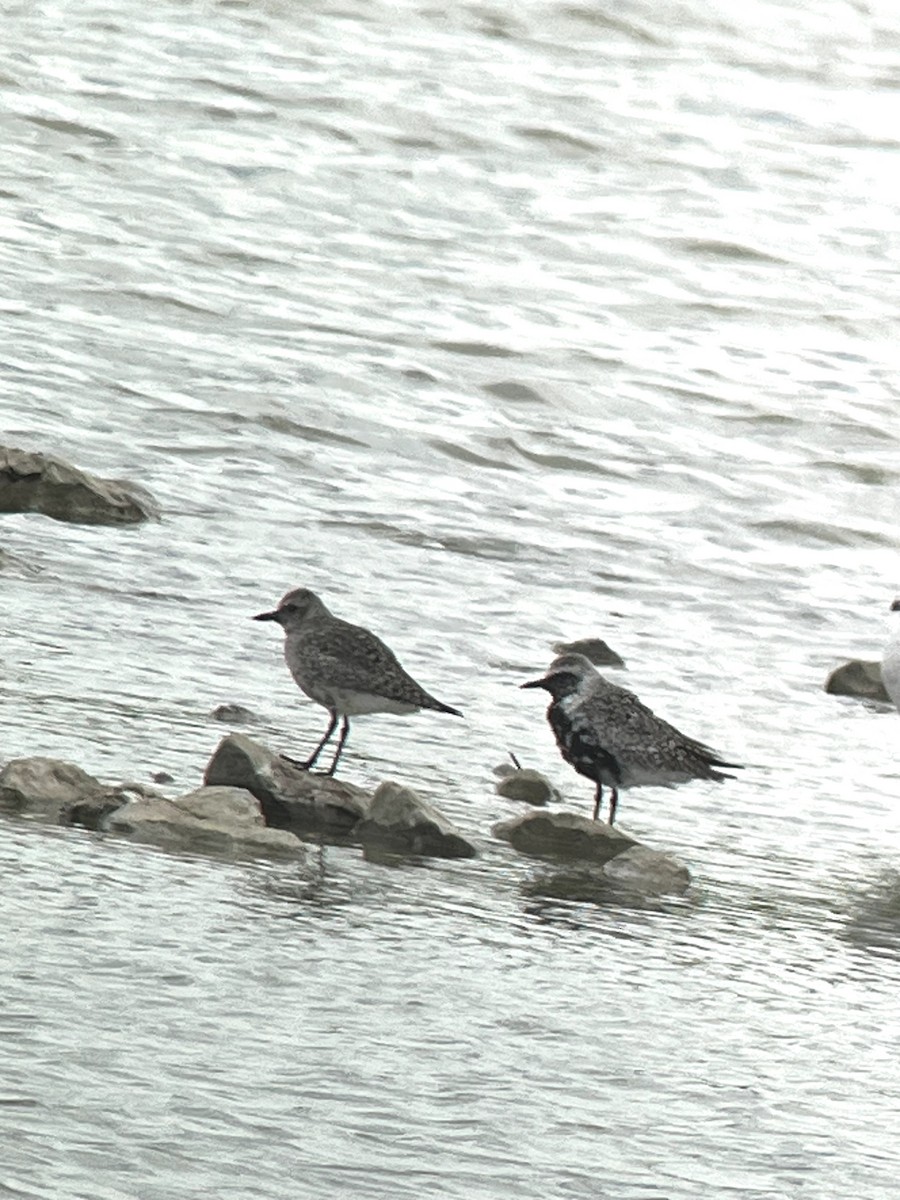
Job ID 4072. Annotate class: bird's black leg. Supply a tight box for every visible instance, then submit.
[608,786,618,826]
[325,715,351,776]
[281,710,338,772]
[592,784,603,822]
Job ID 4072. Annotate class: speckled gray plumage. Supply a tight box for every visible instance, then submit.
[522,653,740,823]
[253,587,462,775]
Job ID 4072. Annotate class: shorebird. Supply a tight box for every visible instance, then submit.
[253,587,463,774]
[882,598,900,713]
[521,653,740,825]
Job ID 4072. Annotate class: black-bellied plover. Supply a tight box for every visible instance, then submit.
[882,598,900,713]
[253,588,463,774]
[521,653,740,825]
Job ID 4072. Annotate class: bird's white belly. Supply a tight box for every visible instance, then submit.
[293,675,418,717]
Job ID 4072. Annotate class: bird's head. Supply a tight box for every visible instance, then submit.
[521,653,596,700]
[253,587,329,631]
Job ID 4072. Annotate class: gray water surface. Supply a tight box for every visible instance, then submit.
[3,1,900,1197]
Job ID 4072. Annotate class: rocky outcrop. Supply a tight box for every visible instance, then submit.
[204,733,370,838]
[0,756,304,861]
[355,781,477,859]
[553,637,625,668]
[0,445,159,525]
[0,756,125,822]
[494,767,561,807]
[204,734,476,858]
[106,786,306,860]
[824,659,891,703]
[0,735,478,865]
[493,809,690,895]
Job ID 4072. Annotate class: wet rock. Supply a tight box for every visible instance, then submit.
[0,756,124,822]
[492,809,638,865]
[0,445,159,525]
[203,733,370,839]
[825,659,891,703]
[106,785,305,860]
[600,845,690,895]
[553,637,625,668]
[64,783,159,830]
[355,781,477,859]
[495,768,561,807]
[522,856,690,904]
[494,811,689,893]
[209,703,260,725]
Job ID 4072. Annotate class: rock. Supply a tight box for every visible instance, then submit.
[106,785,305,860]
[209,703,260,725]
[495,768,561,807]
[553,637,625,668]
[600,845,690,895]
[495,811,689,895]
[203,733,370,839]
[0,445,159,525]
[521,853,690,904]
[825,659,891,703]
[64,786,138,830]
[0,756,123,822]
[492,809,638,864]
[355,781,477,859]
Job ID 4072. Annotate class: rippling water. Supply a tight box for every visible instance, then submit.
[3,1,900,1197]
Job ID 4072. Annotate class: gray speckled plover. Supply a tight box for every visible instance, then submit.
[521,653,740,825]
[253,587,463,774]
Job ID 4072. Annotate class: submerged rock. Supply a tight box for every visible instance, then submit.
[355,781,477,859]
[0,445,158,525]
[553,637,625,668]
[522,853,690,904]
[825,659,891,703]
[494,810,689,894]
[601,845,690,895]
[493,810,690,894]
[107,785,305,860]
[493,809,637,864]
[495,768,561,807]
[209,703,260,725]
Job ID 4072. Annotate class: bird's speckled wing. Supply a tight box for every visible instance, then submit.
[580,678,731,781]
[294,617,454,710]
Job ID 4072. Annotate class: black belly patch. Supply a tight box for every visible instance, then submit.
[549,705,621,786]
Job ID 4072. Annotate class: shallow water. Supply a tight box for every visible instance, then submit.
[3,1,900,1197]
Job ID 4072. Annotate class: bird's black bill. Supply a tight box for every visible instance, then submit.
[253,610,278,622]
[520,678,547,690]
